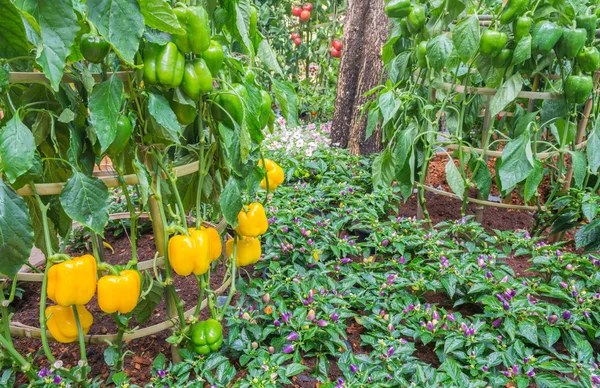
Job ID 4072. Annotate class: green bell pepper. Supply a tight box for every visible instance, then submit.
[172,6,211,54]
[480,30,507,57]
[191,319,223,355]
[211,83,246,129]
[556,28,587,59]
[384,0,412,18]
[531,21,563,55]
[564,75,593,104]
[249,7,258,39]
[576,14,597,44]
[182,58,213,100]
[513,16,532,42]
[417,40,428,68]
[577,46,600,72]
[202,40,225,77]
[493,49,513,68]
[107,116,133,155]
[259,90,272,129]
[80,33,110,64]
[143,42,185,89]
[406,5,426,34]
[170,98,197,126]
[499,0,528,25]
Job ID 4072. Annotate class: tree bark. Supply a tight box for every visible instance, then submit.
[330,0,387,155]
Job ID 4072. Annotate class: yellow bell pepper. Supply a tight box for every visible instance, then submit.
[97,270,141,314]
[168,232,211,277]
[47,255,97,307]
[226,236,262,267]
[259,159,285,190]
[189,226,222,261]
[45,305,93,343]
[236,202,268,237]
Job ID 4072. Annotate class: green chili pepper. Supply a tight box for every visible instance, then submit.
[417,41,428,68]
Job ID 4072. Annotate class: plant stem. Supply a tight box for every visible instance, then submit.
[72,305,89,386]
[217,234,238,321]
[0,332,37,381]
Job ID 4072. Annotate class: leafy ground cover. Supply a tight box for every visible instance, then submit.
[9,141,599,387]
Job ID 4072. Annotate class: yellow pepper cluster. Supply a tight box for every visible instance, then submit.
[168,226,223,277]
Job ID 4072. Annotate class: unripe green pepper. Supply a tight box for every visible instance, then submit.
[190,319,223,355]
[531,21,563,55]
[107,115,133,155]
[259,90,272,129]
[480,30,507,57]
[513,16,532,42]
[80,33,110,64]
[577,46,600,72]
[182,58,213,100]
[564,75,593,104]
[211,84,246,129]
[399,19,410,37]
[170,98,197,126]
[417,40,428,68]
[499,0,528,25]
[576,14,597,44]
[202,40,225,77]
[143,42,185,89]
[172,6,211,54]
[249,7,258,39]
[556,28,587,59]
[493,49,513,68]
[384,0,413,18]
[406,5,426,34]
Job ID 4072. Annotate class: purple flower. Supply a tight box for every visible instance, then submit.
[287,332,299,341]
[53,375,62,385]
[283,344,294,354]
[562,310,571,320]
[38,368,50,378]
[157,370,167,378]
[556,250,563,257]
[432,311,440,320]
[349,240,355,247]
[399,256,406,264]
[486,271,493,278]
[350,364,358,373]
[317,320,329,327]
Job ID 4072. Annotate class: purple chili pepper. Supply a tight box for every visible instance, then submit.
[274,320,281,327]
[492,318,503,328]
[381,239,389,247]
[53,375,62,384]
[432,311,440,320]
[331,312,339,323]
[591,375,600,384]
[317,320,328,327]
[350,364,358,373]
[562,310,571,320]
[527,370,535,377]
[283,344,294,353]
[426,321,435,331]
[447,313,456,322]
[387,346,394,356]
[287,332,299,341]
[548,314,559,324]
[482,366,489,372]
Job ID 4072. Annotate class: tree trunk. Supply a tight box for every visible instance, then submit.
[330,0,387,155]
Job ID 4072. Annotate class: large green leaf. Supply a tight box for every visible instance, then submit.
[148,92,182,142]
[257,39,282,76]
[87,0,145,64]
[59,171,109,235]
[452,16,479,62]
[133,273,164,325]
[0,0,30,59]
[272,79,298,128]
[445,157,465,198]
[0,180,33,278]
[569,151,586,189]
[499,132,534,192]
[575,218,600,251]
[471,159,491,200]
[89,75,125,152]
[524,160,543,202]
[219,178,243,227]
[587,121,600,174]
[372,147,396,188]
[0,115,35,183]
[489,74,523,118]
[512,35,531,65]
[18,0,80,91]
[25,197,58,258]
[426,34,453,72]
[137,0,184,34]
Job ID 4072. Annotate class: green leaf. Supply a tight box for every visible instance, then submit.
[243,82,263,143]
[257,39,282,75]
[133,276,164,325]
[475,54,501,88]
[0,180,33,278]
[534,373,565,387]
[587,121,600,174]
[365,108,379,141]
[512,35,532,65]
[499,132,534,192]
[544,326,560,347]
[575,218,600,251]
[17,0,79,91]
[517,320,539,345]
[0,0,30,59]
[87,0,145,64]
[138,0,184,34]
[453,16,479,62]
[489,74,523,118]
[234,0,253,54]
[569,151,586,189]
[133,155,150,208]
[445,157,465,198]
[25,197,58,258]
[148,92,182,142]
[541,99,567,125]
[426,34,453,72]
[272,79,298,128]
[0,115,35,183]
[59,171,109,235]
[524,160,543,202]
[472,159,491,199]
[285,363,308,378]
[379,91,399,126]
[372,147,396,188]
[219,178,243,228]
[89,76,125,152]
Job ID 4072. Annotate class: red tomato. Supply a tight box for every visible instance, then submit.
[294,38,302,46]
[292,6,302,17]
[303,3,313,11]
[291,33,300,40]
[332,39,343,50]
[300,10,311,22]
[331,48,341,57]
